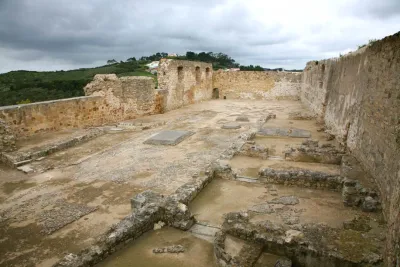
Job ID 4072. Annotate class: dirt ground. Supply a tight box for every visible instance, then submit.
[1,99,309,267]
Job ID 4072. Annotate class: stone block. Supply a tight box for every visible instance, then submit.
[130,190,163,211]
[143,130,194,145]
[236,116,249,122]
[222,123,241,129]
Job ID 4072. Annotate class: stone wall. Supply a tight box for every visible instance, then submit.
[0,75,156,139]
[301,32,400,266]
[84,74,156,116]
[158,59,213,111]
[300,61,332,120]
[0,120,16,152]
[212,71,302,100]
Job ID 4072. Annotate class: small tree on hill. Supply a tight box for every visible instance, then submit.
[107,59,117,64]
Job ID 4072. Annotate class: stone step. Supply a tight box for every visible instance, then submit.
[235,176,259,183]
[188,222,220,242]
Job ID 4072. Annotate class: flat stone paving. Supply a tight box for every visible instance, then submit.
[144,130,194,145]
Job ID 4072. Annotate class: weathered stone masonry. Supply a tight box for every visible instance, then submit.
[158,59,213,111]
[301,32,400,266]
[213,70,301,100]
[0,75,155,140]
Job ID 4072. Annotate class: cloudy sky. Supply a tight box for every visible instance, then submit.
[0,0,399,73]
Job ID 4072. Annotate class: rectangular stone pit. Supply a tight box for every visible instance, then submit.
[144,130,194,146]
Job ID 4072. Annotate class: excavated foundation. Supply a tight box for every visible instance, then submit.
[52,102,384,267]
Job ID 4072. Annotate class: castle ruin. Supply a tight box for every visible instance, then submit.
[0,32,399,267]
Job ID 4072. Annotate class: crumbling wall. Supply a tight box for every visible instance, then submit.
[0,75,156,139]
[158,59,213,111]
[301,32,400,266]
[84,74,156,115]
[212,71,302,100]
[0,120,16,152]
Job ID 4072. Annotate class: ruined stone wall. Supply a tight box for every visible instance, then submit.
[158,59,213,111]
[84,74,156,115]
[212,71,302,100]
[301,32,400,266]
[0,120,16,152]
[300,61,333,120]
[0,75,156,139]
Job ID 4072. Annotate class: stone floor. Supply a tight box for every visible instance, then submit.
[0,99,384,267]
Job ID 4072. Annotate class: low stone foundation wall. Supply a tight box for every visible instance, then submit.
[212,71,302,100]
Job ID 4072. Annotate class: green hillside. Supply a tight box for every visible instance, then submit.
[0,61,155,106]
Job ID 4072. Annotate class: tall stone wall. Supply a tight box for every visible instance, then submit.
[0,75,156,139]
[300,61,333,119]
[158,59,213,111]
[212,71,302,100]
[301,32,400,266]
[0,120,16,152]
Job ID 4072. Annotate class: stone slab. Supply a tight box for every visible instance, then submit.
[258,127,311,138]
[17,164,34,174]
[222,123,241,129]
[236,116,249,122]
[144,130,194,146]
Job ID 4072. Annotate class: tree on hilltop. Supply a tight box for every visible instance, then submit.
[107,59,117,64]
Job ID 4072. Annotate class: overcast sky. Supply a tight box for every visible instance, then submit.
[0,0,399,73]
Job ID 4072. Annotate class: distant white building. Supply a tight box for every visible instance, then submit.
[146,61,159,69]
[146,61,159,74]
[168,53,177,57]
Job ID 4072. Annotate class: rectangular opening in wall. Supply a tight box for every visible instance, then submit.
[195,66,201,84]
[178,66,184,82]
[212,88,219,99]
[206,67,210,79]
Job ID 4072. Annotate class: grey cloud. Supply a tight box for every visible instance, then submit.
[0,0,399,73]
[347,0,400,19]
